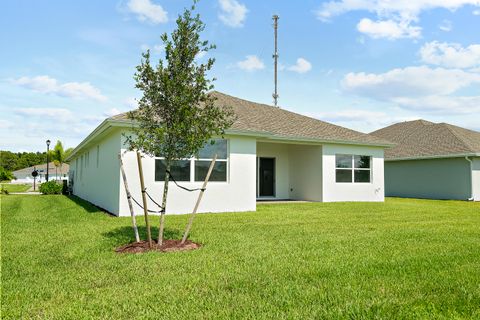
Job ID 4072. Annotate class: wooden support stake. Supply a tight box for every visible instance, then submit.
[136,151,153,248]
[119,153,140,243]
[181,154,217,244]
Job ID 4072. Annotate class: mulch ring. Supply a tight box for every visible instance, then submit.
[115,239,201,254]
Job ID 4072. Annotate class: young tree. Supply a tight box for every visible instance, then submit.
[52,141,66,179]
[126,2,234,247]
[53,160,60,180]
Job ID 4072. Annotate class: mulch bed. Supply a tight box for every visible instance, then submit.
[115,239,201,254]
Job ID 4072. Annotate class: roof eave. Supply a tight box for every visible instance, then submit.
[66,119,132,162]
[68,119,393,162]
[385,153,480,161]
[226,129,394,148]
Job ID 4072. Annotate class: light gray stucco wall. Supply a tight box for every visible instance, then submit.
[385,157,471,200]
[288,144,323,201]
[71,128,122,214]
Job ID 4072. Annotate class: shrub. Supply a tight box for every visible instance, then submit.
[0,166,14,182]
[39,181,63,195]
[1,185,9,195]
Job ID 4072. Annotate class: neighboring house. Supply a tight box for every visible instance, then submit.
[66,91,392,216]
[372,120,480,201]
[12,162,70,183]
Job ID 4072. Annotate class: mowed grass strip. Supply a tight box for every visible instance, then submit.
[1,195,479,319]
[1,183,31,193]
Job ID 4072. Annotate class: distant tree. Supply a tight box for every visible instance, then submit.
[53,160,60,180]
[52,141,66,178]
[0,166,14,182]
[0,151,18,171]
[0,150,49,171]
[64,148,74,163]
[126,2,234,246]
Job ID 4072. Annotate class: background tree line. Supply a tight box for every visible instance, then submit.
[0,141,73,181]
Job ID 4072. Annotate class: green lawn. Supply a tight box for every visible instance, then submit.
[1,195,479,319]
[0,183,31,193]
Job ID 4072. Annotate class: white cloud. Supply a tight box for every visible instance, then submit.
[316,0,480,39]
[124,97,139,109]
[439,20,452,32]
[357,18,421,39]
[12,75,107,102]
[218,0,248,27]
[15,108,73,121]
[342,66,480,114]
[317,0,480,21]
[342,66,480,98]
[127,0,167,24]
[391,95,480,113]
[104,108,123,117]
[288,58,312,73]
[474,9,480,14]
[237,55,265,71]
[420,41,480,69]
[0,119,14,130]
[196,51,207,60]
[311,109,419,131]
[140,44,164,54]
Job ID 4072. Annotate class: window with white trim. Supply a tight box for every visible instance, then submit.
[335,154,371,183]
[155,139,228,182]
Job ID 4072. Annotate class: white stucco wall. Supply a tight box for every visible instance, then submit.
[322,144,385,202]
[288,144,323,201]
[119,135,257,216]
[70,129,122,213]
[472,157,480,201]
[256,142,290,199]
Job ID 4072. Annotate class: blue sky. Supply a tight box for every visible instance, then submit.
[1,0,480,152]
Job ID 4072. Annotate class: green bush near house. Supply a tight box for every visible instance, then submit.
[39,180,62,194]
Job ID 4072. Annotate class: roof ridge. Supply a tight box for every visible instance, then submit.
[373,119,432,143]
[440,123,477,153]
[213,91,378,140]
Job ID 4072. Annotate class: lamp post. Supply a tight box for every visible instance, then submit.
[46,139,51,182]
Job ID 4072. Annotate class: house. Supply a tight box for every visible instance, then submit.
[66,92,392,216]
[12,162,69,184]
[371,120,480,201]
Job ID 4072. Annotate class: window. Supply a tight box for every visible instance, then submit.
[195,161,227,182]
[335,154,371,183]
[155,159,190,181]
[154,139,228,183]
[194,139,227,182]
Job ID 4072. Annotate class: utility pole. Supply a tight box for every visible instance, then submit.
[272,14,279,107]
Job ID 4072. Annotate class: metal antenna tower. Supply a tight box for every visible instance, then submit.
[272,14,279,107]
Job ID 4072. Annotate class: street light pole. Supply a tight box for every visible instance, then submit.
[46,139,51,182]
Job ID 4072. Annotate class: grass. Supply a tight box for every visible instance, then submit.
[0,183,31,193]
[1,195,480,319]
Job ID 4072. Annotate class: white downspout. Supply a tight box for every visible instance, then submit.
[465,156,474,201]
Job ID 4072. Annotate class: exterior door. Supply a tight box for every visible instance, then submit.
[259,158,275,197]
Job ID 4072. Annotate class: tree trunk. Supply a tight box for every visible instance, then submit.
[158,160,171,247]
[136,151,153,248]
[181,155,217,244]
[119,153,140,242]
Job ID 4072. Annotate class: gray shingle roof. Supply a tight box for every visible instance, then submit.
[371,120,480,160]
[111,91,391,146]
[12,162,70,175]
